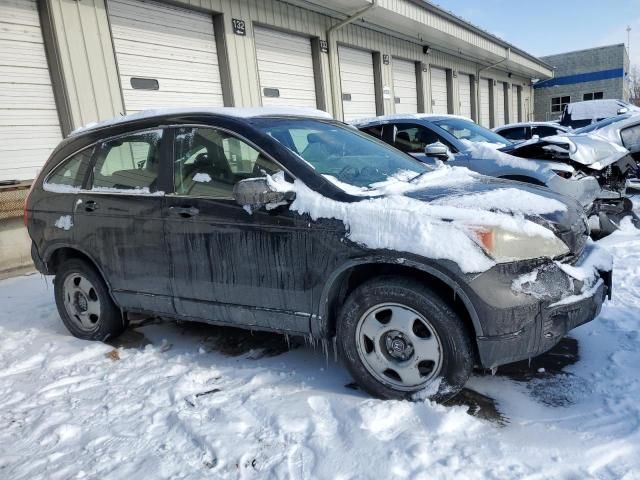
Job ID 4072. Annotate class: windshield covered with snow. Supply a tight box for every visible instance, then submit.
[573,114,633,134]
[433,118,510,145]
[253,118,429,188]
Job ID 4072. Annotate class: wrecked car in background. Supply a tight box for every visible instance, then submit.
[354,114,638,237]
[559,99,640,129]
[25,107,611,401]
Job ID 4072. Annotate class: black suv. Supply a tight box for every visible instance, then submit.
[25,107,611,401]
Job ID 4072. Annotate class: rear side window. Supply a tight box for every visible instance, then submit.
[532,126,562,138]
[360,126,383,139]
[91,130,163,193]
[499,127,529,141]
[44,149,93,192]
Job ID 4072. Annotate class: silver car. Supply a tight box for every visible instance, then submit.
[353,114,637,235]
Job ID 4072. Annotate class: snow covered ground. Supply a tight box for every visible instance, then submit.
[1,224,640,479]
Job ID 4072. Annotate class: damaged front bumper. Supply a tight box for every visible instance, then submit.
[467,242,612,369]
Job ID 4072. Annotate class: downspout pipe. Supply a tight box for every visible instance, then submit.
[476,48,510,124]
[326,0,378,119]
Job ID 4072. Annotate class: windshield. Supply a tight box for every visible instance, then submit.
[252,118,429,188]
[574,114,633,134]
[433,118,511,145]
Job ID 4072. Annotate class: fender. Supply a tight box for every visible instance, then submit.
[41,242,116,299]
[311,255,483,338]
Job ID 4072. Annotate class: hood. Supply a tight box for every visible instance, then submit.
[500,133,630,170]
[405,175,587,255]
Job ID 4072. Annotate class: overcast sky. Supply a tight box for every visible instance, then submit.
[432,0,640,68]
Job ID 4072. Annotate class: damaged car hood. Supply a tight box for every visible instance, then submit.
[500,133,631,170]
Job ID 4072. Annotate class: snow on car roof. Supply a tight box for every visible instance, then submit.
[566,100,640,121]
[70,107,334,136]
[493,121,567,131]
[350,113,470,126]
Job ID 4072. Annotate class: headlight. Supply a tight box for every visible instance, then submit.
[469,226,569,262]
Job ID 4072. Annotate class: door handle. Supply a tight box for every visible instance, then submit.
[169,206,199,218]
[84,200,98,212]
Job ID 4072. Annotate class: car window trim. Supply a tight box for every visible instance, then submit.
[165,123,297,200]
[43,143,96,191]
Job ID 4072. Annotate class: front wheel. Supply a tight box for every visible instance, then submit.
[337,276,473,401]
[54,259,127,341]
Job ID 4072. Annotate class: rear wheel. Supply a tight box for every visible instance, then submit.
[337,276,473,401]
[54,259,127,340]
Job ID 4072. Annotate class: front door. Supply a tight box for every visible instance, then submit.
[73,128,174,314]
[164,126,315,333]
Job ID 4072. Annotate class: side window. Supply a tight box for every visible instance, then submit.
[45,148,93,190]
[394,124,455,153]
[499,127,528,141]
[360,126,383,139]
[173,127,281,198]
[91,130,162,192]
[532,126,560,138]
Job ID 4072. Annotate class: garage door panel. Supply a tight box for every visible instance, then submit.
[479,78,490,127]
[338,46,377,121]
[109,0,214,35]
[254,27,317,108]
[392,58,417,114]
[109,0,225,112]
[458,73,472,119]
[0,0,62,181]
[430,67,448,114]
[495,81,505,127]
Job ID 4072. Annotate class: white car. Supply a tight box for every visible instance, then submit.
[493,122,570,143]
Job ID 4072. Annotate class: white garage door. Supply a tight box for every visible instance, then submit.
[392,58,418,114]
[430,67,448,114]
[511,85,520,122]
[109,0,224,114]
[0,0,62,181]
[254,27,316,108]
[338,46,377,122]
[495,81,505,127]
[479,78,491,128]
[458,73,472,120]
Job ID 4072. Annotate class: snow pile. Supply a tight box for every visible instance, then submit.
[350,113,469,127]
[268,168,561,273]
[460,139,540,172]
[2,219,640,478]
[192,173,212,183]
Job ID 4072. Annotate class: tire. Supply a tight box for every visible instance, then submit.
[54,258,128,341]
[337,276,473,401]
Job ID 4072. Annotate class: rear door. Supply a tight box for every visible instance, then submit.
[73,128,174,314]
[163,125,314,333]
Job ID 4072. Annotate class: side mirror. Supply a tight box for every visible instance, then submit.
[424,142,451,160]
[233,177,295,208]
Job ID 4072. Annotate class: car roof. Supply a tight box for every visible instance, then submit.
[70,106,334,137]
[350,113,471,127]
[494,121,566,131]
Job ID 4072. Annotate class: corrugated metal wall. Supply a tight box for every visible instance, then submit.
[43,0,534,128]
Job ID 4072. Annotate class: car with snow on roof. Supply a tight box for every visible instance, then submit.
[558,99,640,129]
[353,114,638,237]
[25,107,611,401]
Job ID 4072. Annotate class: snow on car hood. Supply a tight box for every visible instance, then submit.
[267,166,570,274]
[507,133,630,170]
